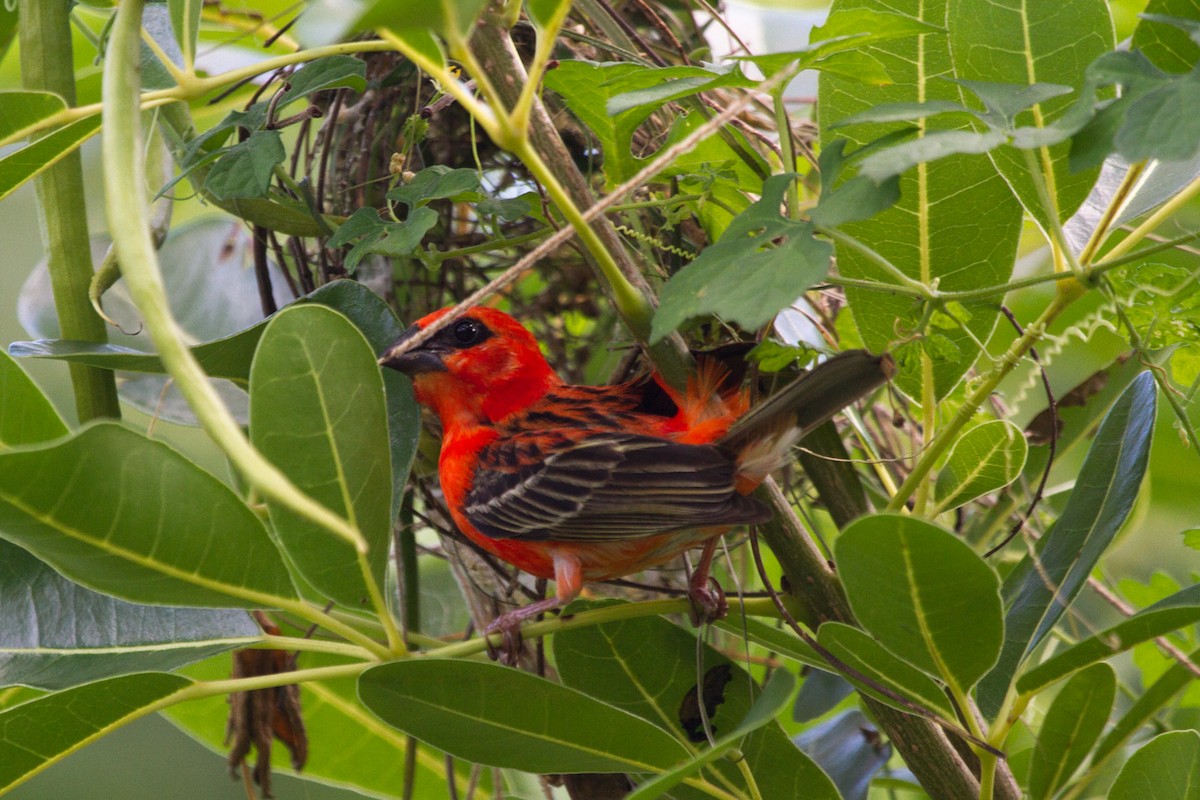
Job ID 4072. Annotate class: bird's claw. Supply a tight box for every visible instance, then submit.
[688,576,728,626]
[483,614,526,666]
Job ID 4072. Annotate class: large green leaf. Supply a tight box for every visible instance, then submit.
[358,659,691,774]
[553,609,840,800]
[835,514,1003,696]
[948,0,1112,228]
[165,651,484,797]
[1027,663,1115,800]
[1017,584,1200,696]
[0,672,191,794]
[819,0,1023,399]
[1108,731,1200,800]
[0,350,67,450]
[931,419,1027,514]
[167,0,203,68]
[0,540,259,690]
[250,304,392,609]
[14,277,419,519]
[1093,645,1200,766]
[977,372,1156,718]
[0,423,297,609]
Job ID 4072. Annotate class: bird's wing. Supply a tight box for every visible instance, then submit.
[464,432,770,542]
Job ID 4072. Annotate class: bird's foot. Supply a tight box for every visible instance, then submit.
[483,612,528,666]
[688,576,728,626]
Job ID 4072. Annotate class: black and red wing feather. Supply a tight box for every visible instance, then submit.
[463,432,770,542]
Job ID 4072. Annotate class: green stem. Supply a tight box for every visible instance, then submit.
[102,0,368,554]
[818,226,933,297]
[1098,172,1200,267]
[887,290,1073,512]
[18,0,121,423]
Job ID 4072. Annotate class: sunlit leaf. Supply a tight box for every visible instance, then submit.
[0,115,102,203]
[836,514,1003,695]
[0,423,297,608]
[250,305,392,609]
[931,420,1028,514]
[0,673,190,794]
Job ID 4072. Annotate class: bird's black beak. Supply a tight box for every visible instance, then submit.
[378,324,449,374]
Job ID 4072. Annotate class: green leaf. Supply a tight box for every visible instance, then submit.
[1133,0,1200,73]
[360,0,488,39]
[1108,731,1200,800]
[1017,584,1200,696]
[1027,663,1115,799]
[0,90,67,143]
[856,128,1007,181]
[0,4,16,64]
[165,651,485,797]
[12,278,419,519]
[250,305,392,609]
[0,673,190,794]
[0,540,259,690]
[835,514,1003,695]
[0,423,297,608]
[651,174,832,343]
[553,608,840,800]
[816,621,958,720]
[277,56,368,107]
[203,130,286,201]
[1116,73,1200,162]
[0,350,67,450]
[948,0,1112,227]
[715,616,823,668]
[931,420,1028,514]
[386,165,482,208]
[167,0,202,67]
[819,0,1022,400]
[626,670,797,800]
[358,659,691,773]
[0,115,102,203]
[977,371,1157,718]
[605,64,754,116]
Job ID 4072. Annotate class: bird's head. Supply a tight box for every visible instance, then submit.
[379,306,561,426]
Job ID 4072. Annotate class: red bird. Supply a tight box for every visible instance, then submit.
[381,306,891,642]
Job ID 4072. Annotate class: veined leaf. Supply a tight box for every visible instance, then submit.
[358,658,691,774]
[0,90,66,145]
[819,0,1023,399]
[0,115,102,203]
[948,0,1112,228]
[0,672,191,794]
[1108,731,1200,800]
[250,305,392,609]
[0,540,259,690]
[817,621,957,720]
[0,423,297,609]
[1028,663,1115,800]
[835,514,1003,696]
[931,420,1028,514]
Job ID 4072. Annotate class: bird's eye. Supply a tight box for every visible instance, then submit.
[451,319,485,346]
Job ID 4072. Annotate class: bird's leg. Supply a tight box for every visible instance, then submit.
[484,552,582,666]
[687,537,728,626]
